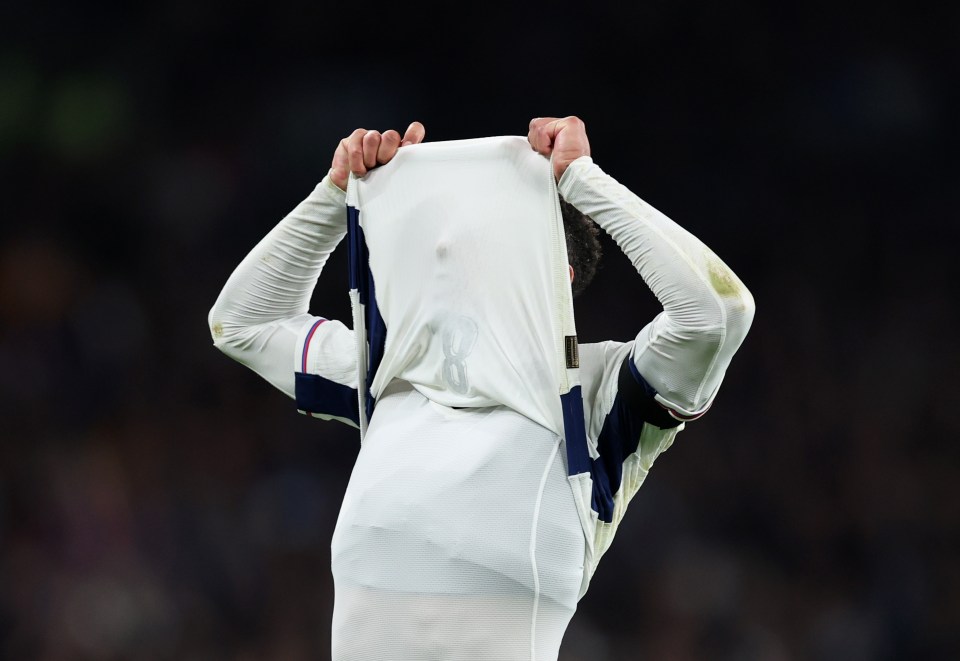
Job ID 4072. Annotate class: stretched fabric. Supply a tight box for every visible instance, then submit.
[344,136,586,448]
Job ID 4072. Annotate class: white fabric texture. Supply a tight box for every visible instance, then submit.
[330,380,584,661]
[346,136,578,437]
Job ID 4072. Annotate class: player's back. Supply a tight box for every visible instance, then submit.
[330,378,585,661]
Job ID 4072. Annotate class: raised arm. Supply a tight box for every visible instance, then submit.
[208,123,425,400]
[529,116,755,421]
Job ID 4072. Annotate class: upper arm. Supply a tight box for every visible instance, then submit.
[211,312,360,428]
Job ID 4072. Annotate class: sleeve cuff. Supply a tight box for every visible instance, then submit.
[653,393,713,422]
[320,172,348,200]
[557,155,597,202]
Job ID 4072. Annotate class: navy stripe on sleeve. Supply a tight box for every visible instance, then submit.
[622,357,685,431]
[347,204,387,423]
[295,372,360,426]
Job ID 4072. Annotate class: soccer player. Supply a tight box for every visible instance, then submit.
[208,116,755,660]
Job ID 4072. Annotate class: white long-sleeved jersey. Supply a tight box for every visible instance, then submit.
[209,154,755,660]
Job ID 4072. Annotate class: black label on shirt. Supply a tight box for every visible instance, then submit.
[565,336,579,369]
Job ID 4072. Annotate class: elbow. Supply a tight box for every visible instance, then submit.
[724,283,756,345]
[695,287,754,357]
[704,256,755,342]
[208,306,235,356]
[676,283,755,341]
[208,305,223,345]
[207,307,262,364]
[208,319,245,364]
[671,284,755,361]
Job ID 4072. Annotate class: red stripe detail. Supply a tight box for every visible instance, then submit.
[301,319,327,372]
[659,401,711,422]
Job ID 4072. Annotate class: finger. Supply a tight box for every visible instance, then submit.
[527,117,558,154]
[347,128,368,176]
[529,116,558,133]
[544,118,566,147]
[362,130,382,169]
[401,121,426,147]
[377,129,402,164]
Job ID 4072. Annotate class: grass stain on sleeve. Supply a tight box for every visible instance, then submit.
[707,257,742,297]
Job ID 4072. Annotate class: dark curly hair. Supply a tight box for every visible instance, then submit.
[559,194,602,298]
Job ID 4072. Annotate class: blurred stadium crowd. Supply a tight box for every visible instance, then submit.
[1,2,956,659]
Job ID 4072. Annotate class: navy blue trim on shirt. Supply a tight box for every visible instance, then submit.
[295,372,360,426]
[364,251,386,422]
[347,204,388,423]
[347,206,363,294]
[561,386,591,477]
[589,357,682,523]
[622,357,684,431]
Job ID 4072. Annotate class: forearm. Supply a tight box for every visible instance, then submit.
[559,157,755,416]
[208,174,347,394]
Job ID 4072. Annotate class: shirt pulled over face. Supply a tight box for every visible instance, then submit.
[349,136,579,436]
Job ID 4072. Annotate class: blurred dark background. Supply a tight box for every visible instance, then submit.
[1,1,957,659]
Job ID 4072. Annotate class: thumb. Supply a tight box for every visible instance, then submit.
[401,121,426,147]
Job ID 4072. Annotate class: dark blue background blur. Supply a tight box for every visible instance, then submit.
[1,2,957,659]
